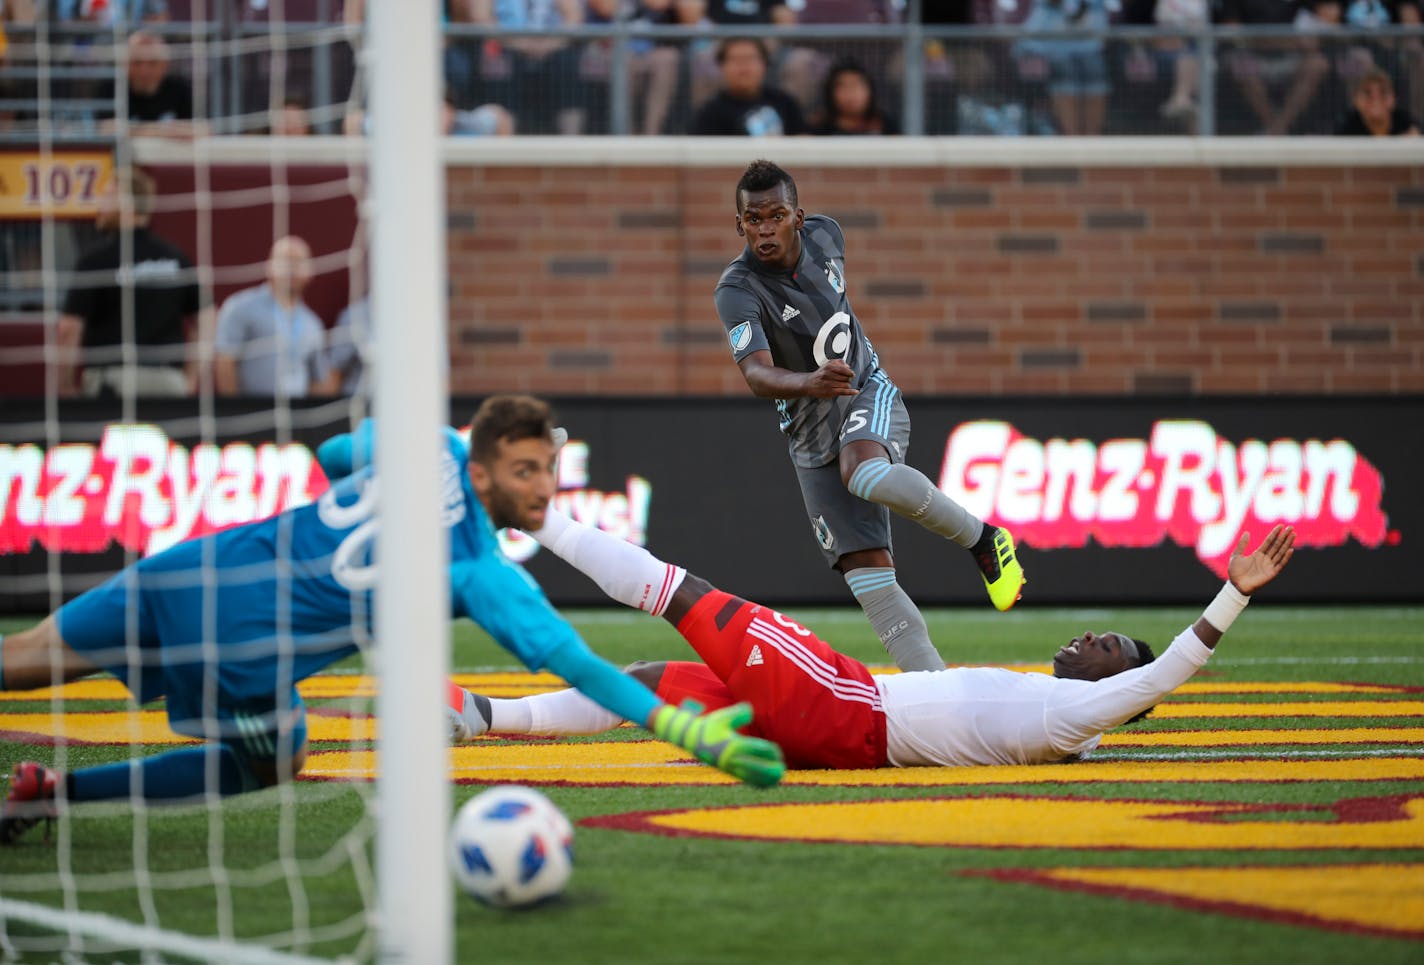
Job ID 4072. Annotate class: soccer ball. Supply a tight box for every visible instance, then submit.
[448,785,574,908]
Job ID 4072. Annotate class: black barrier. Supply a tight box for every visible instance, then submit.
[1,396,1420,612]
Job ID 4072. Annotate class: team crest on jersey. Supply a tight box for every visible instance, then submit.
[729,321,754,354]
[813,514,835,552]
[825,260,845,294]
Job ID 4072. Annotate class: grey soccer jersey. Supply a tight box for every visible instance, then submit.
[715,215,883,469]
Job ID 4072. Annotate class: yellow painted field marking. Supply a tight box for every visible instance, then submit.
[2,673,1408,704]
[983,864,1424,941]
[618,794,1424,850]
[0,712,190,745]
[0,710,373,744]
[1103,727,1424,746]
[14,705,1419,755]
[1171,682,1410,695]
[1153,701,1424,718]
[299,744,1424,786]
[0,679,133,702]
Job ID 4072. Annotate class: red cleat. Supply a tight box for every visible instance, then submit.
[1,761,60,845]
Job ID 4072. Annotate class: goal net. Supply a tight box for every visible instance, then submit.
[0,3,449,961]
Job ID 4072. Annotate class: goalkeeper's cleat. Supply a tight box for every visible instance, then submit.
[1,761,59,846]
[445,681,492,742]
[652,701,785,788]
[974,527,1026,612]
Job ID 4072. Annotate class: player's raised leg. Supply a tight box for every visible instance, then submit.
[841,434,1025,613]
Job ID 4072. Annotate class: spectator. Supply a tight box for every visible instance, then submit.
[1218,0,1330,134]
[344,0,482,110]
[691,36,808,135]
[326,294,369,396]
[1335,63,1421,131]
[343,89,514,137]
[442,88,516,135]
[1390,0,1424,128]
[60,0,169,24]
[690,0,797,108]
[1315,0,1421,105]
[269,95,312,136]
[56,166,206,399]
[1013,0,1112,135]
[922,0,1032,136]
[214,235,338,399]
[780,0,900,121]
[811,59,898,134]
[584,0,684,135]
[1154,0,1208,125]
[97,30,205,138]
[0,0,36,133]
[471,0,590,134]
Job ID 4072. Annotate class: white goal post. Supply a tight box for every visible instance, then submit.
[366,1,453,963]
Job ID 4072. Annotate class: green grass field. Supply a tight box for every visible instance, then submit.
[2,604,1422,964]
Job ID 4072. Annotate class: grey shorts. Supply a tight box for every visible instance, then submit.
[793,374,911,568]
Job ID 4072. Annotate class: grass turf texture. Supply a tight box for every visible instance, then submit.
[1,605,1421,964]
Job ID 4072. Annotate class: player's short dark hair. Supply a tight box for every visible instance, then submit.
[1130,637,1155,666]
[716,36,769,66]
[1122,637,1158,725]
[736,159,797,211]
[469,394,554,465]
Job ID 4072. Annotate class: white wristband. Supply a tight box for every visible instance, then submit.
[1201,581,1250,634]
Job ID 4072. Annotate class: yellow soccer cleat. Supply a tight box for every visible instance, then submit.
[974,527,1026,612]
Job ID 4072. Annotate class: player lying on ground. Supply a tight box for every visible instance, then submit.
[448,506,1294,769]
[0,396,783,844]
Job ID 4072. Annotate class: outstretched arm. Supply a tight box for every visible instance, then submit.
[1193,525,1296,649]
[1048,526,1297,746]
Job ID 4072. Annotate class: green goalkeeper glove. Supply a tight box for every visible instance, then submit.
[652,701,785,788]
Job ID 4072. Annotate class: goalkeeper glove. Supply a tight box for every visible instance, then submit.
[652,701,785,788]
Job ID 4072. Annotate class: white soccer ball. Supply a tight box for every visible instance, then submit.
[448,785,574,908]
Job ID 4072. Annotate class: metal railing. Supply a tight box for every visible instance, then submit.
[1,19,1422,140]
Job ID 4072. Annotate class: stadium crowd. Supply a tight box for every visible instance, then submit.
[0,0,1420,138]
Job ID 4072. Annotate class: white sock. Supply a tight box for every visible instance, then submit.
[530,507,686,616]
[488,690,624,736]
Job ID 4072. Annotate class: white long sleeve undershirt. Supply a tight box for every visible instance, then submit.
[879,625,1214,767]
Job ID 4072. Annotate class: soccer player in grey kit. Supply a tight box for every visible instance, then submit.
[713,159,1026,673]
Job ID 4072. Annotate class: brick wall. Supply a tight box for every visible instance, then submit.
[444,163,1424,396]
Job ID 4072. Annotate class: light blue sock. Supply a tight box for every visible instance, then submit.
[847,457,983,548]
[845,567,943,672]
[67,744,259,803]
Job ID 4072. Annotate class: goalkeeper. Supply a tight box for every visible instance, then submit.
[448,502,1295,770]
[1,395,783,843]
